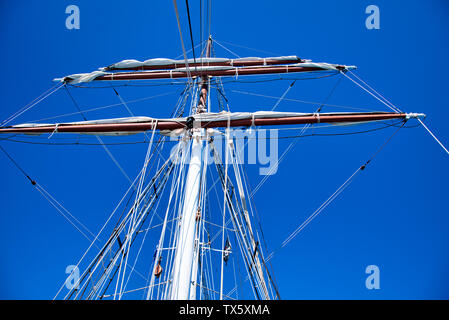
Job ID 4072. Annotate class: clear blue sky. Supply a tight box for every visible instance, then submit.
[0,0,448,299]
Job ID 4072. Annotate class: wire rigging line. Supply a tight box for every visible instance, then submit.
[348,70,401,113]
[207,0,211,38]
[223,80,297,205]
[275,169,359,256]
[337,70,446,155]
[64,86,133,184]
[54,166,145,300]
[1,82,64,127]
[28,91,176,123]
[341,71,402,113]
[110,86,167,164]
[0,145,35,185]
[97,135,133,183]
[265,121,406,263]
[219,118,230,300]
[250,75,344,198]
[34,183,95,243]
[417,118,449,155]
[213,39,241,58]
[175,40,207,60]
[231,89,375,112]
[112,87,135,117]
[271,81,296,111]
[172,0,194,84]
[214,38,280,56]
[71,157,171,300]
[64,85,87,121]
[200,0,203,55]
[114,124,158,300]
[185,0,198,66]
[0,145,96,243]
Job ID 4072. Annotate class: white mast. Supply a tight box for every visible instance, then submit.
[170,37,212,300]
[170,129,203,299]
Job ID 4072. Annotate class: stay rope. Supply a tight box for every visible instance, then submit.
[265,121,406,263]
[1,82,64,127]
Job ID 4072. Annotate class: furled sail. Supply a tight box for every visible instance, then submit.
[53,55,356,84]
[0,111,425,135]
[102,56,304,71]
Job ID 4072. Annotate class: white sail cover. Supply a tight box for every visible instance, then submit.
[11,112,311,130]
[15,111,404,130]
[2,111,423,136]
[186,111,309,122]
[12,116,155,128]
[102,56,302,70]
[55,61,355,84]
[9,111,315,136]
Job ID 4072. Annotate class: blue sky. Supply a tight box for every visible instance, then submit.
[0,0,448,299]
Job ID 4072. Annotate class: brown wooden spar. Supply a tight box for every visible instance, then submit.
[0,112,415,135]
[81,64,346,82]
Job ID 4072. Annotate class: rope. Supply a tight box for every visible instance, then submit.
[0,145,98,245]
[0,145,36,185]
[213,39,241,58]
[172,0,193,84]
[1,82,64,126]
[146,142,185,299]
[207,0,211,38]
[175,40,207,60]
[341,71,402,113]
[115,121,159,299]
[219,116,231,300]
[29,91,175,123]
[112,87,135,117]
[64,86,134,184]
[214,38,280,56]
[56,165,146,300]
[0,150,106,287]
[271,81,296,111]
[65,85,87,121]
[265,122,406,263]
[250,75,344,198]
[231,89,376,112]
[34,183,95,243]
[185,0,198,68]
[348,70,401,113]
[417,118,449,155]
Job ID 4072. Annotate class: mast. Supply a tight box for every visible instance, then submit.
[170,36,212,300]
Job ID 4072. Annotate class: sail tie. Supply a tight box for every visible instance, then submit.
[48,123,59,139]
